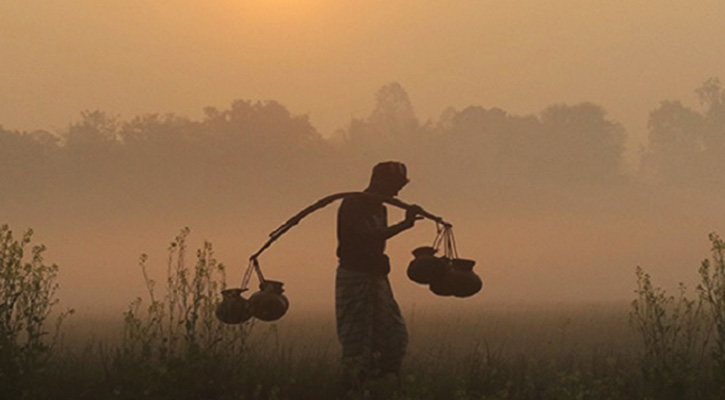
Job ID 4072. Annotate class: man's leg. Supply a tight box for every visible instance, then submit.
[335,268,375,390]
[373,277,408,377]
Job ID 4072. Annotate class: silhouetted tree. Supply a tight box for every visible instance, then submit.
[698,78,725,178]
[440,106,541,178]
[641,101,704,185]
[120,113,197,147]
[345,83,422,153]
[640,78,725,186]
[201,100,320,147]
[0,126,59,203]
[2,83,703,221]
[200,100,330,195]
[64,110,120,149]
[54,111,128,205]
[368,82,419,138]
[116,113,201,205]
[536,102,626,183]
[432,102,625,186]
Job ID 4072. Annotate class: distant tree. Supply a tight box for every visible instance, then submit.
[197,100,332,201]
[640,78,725,185]
[120,113,196,148]
[202,100,319,146]
[696,77,724,112]
[697,78,725,176]
[63,110,120,150]
[0,126,60,201]
[345,83,421,153]
[428,102,627,185]
[536,102,626,183]
[441,106,529,176]
[641,101,704,184]
[368,82,419,138]
[0,126,59,161]
[447,106,507,142]
[116,113,201,201]
[56,111,124,194]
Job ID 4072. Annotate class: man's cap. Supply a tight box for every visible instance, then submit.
[370,161,409,188]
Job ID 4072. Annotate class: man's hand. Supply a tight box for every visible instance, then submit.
[405,204,424,224]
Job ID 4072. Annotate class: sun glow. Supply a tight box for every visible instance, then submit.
[228,0,327,23]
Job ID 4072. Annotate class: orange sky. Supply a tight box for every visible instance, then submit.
[2,0,724,154]
[4,1,725,314]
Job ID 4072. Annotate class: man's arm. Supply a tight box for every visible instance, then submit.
[339,200,422,242]
[380,205,423,239]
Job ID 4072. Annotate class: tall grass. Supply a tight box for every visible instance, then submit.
[109,227,254,400]
[0,224,72,398]
[630,266,710,398]
[628,232,725,399]
[5,224,725,399]
[698,233,725,378]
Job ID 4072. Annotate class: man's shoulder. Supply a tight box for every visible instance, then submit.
[339,194,380,214]
[340,194,365,206]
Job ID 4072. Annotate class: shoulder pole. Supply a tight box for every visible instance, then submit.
[248,191,452,262]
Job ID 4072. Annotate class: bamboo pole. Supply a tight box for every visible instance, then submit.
[248,191,451,262]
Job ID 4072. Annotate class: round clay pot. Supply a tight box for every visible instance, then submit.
[249,280,289,322]
[407,246,444,284]
[429,258,483,298]
[447,259,483,298]
[216,288,252,324]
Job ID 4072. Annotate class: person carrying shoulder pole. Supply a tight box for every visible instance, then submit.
[335,161,423,390]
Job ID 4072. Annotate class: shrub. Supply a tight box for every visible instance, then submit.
[630,266,709,399]
[0,224,72,397]
[109,227,253,400]
[697,233,725,380]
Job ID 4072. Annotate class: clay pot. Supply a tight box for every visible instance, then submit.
[429,278,453,296]
[447,259,483,298]
[428,258,483,298]
[249,280,289,321]
[215,288,252,324]
[407,246,445,284]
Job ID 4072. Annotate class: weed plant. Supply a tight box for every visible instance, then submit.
[108,227,254,400]
[628,232,725,399]
[697,233,725,382]
[0,224,72,398]
[630,266,710,399]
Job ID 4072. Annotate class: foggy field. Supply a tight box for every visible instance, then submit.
[3,222,725,400]
[61,301,636,361]
[4,80,725,397]
[4,298,714,400]
[26,303,647,400]
[5,1,725,398]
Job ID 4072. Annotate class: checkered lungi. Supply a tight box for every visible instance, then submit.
[335,267,408,383]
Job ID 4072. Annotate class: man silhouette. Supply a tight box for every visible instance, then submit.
[335,161,422,390]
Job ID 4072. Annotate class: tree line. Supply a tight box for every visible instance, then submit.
[1,79,723,216]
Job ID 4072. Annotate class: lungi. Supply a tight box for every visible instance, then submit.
[335,267,408,384]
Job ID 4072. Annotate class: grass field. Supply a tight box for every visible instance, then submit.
[14,304,645,400]
[10,302,712,400]
[2,226,725,400]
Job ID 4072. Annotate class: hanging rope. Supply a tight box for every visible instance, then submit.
[432,223,458,260]
[241,258,267,291]
[241,191,453,289]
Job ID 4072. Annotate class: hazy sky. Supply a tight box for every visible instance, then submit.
[4,1,725,312]
[2,1,724,148]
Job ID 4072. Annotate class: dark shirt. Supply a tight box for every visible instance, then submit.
[336,194,391,275]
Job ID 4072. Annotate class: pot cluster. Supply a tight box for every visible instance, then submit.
[215,280,289,324]
[407,246,483,297]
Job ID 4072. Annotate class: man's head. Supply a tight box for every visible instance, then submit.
[367,161,409,196]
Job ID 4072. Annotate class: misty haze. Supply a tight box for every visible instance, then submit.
[3,1,725,399]
[3,80,724,312]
